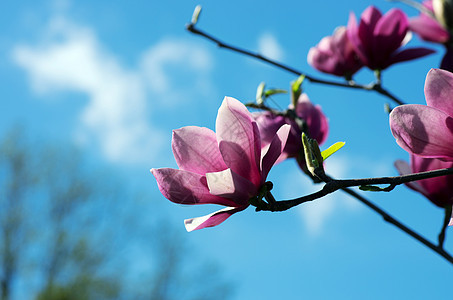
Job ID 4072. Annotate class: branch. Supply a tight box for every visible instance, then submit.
[255,167,453,211]
[186,21,405,106]
[338,186,453,265]
[252,168,453,265]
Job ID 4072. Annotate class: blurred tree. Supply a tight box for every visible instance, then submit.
[0,128,120,299]
[0,128,233,300]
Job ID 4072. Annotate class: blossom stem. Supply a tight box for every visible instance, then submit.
[186,21,406,106]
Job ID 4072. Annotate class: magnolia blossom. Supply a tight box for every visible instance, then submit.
[151,97,290,231]
[347,6,435,70]
[409,0,453,71]
[409,0,450,43]
[395,156,453,225]
[390,68,453,160]
[307,26,363,78]
[253,93,328,170]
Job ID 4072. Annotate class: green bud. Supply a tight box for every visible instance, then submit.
[302,133,323,177]
[291,75,305,107]
[191,5,202,25]
[256,82,266,105]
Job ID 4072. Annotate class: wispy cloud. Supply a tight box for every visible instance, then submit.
[257,33,284,61]
[12,16,214,165]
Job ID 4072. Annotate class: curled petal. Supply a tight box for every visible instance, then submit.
[184,206,247,232]
[261,124,291,180]
[151,168,238,207]
[425,68,453,116]
[172,126,227,174]
[390,104,453,160]
[216,97,261,185]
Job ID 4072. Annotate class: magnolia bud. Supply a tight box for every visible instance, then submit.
[302,133,323,177]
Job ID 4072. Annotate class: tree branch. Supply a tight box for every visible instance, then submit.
[186,22,405,106]
[251,168,453,265]
[255,167,453,211]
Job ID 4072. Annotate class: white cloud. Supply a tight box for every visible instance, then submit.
[12,16,214,165]
[257,33,284,61]
[141,38,212,94]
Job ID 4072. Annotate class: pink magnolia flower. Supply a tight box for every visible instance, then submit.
[409,0,453,71]
[409,0,450,44]
[253,93,328,170]
[151,97,290,231]
[395,155,453,225]
[390,68,453,160]
[347,6,435,70]
[253,94,328,159]
[307,26,363,79]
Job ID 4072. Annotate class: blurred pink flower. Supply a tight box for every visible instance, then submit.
[395,155,453,225]
[151,97,290,231]
[307,26,363,78]
[390,68,453,160]
[409,0,453,71]
[409,0,450,43]
[253,93,328,170]
[347,6,435,70]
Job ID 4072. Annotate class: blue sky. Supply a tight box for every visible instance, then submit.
[1,0,452,299]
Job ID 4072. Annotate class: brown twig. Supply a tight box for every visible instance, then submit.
[186,22,405,106]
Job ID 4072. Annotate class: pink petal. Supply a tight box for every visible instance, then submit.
[374,9,408,58]
[394,159,428,195]
[390,104,453,160]
[151,168,238,207]
[307,45,344,76]
[261,124,291,180]
[359,6,382,46]
[387,47,435,68]
[410,16,449,43]
[216,97,262,186]
[347,12,369,66]
[307,27,363,77]
[172,126,227,174]
[410,155,453,207]
[425,68,453,116]
[295,94,329,145]
[206,168,257,205]
[253,111,287,148]
[184,206,247,232]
